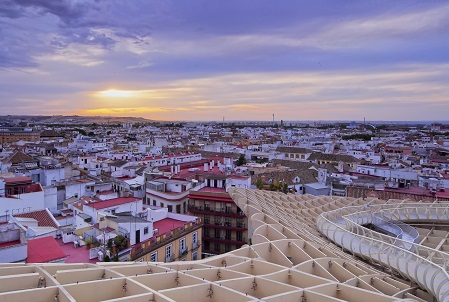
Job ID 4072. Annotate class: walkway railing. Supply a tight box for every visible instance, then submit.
[316,204,449,302]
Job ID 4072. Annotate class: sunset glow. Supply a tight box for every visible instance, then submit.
[1,1,449,121]
[99,90,138,98]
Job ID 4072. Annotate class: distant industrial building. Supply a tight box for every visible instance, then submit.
[0,127,40,144]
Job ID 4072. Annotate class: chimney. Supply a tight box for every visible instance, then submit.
[204,163,208,172]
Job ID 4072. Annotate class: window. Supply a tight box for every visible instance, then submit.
[204,227,210,237]
[168,205,172,212]
[150,252,157,262]
[144,227,149,235]
[165,245,172,262]
[237,231,243,242]
[192,251,198,260]
[214,243,220,252]
[214,228,221,238]
[153,199,156,206]
[204,215,210,224]
[180,237,186,253]
[192,231,198,249]
[176,204,181,213]
[236,219,244,228]
[205,203,210,211]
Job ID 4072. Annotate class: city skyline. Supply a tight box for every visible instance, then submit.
[1,1,449,121]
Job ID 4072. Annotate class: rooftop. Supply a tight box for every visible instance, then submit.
[14,209,58,228]
[27,236,66,263]
[3,176,32,184]
[153,218,186,235]
[56,238,97,264]
[84,197,140,210]
[0,189,440,302]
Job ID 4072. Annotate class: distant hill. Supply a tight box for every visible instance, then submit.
[0,115,154,124]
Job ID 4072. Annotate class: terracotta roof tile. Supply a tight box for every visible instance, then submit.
[15,209,59,229]
[3,150,35,164]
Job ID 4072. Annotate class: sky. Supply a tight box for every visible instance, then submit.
[1,0,449,122]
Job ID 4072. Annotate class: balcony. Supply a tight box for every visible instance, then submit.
[203,234,247,246]
[187,205,246,218]
[203,222,247,231]
[179,247,189,257]
[146,185,190,201]
[166,254,175,262]
[129,217,203,261]
[192,241,200,250]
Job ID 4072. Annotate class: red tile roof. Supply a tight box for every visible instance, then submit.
[24,183,43,193]
[188,189,233,202]
[97,190,115,195]
[4,150,34,165]
[92,223,115,233]
[0,240,21,248]
[153,218,186,236]
[15,209,59,228]
[27,236,66,263]
[3,176,32,184]
[84,197,140,210]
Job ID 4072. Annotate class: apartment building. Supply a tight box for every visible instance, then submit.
[129,216,202,262]
[188,187,247,256]
[276,146,313,161]
[145,178,193,214]
[0,176,45,214]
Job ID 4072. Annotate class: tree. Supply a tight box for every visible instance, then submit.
[76,128,87,136]
[236,154,247,166]
[256,179,263,190]
[114,235,128,252]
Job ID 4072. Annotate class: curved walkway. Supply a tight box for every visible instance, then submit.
[317,204,449,302]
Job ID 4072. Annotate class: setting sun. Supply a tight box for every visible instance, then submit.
[99,89,137,98]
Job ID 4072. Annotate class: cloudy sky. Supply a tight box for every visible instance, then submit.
[1,0,449,121]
